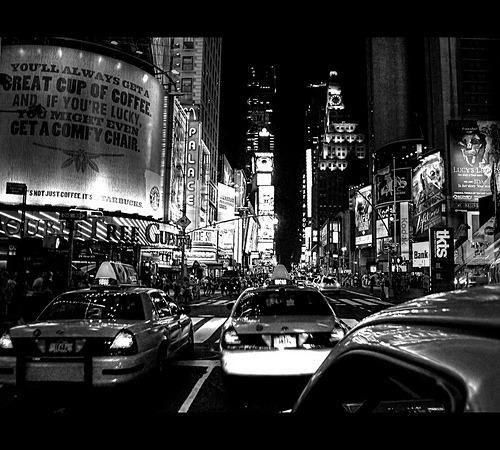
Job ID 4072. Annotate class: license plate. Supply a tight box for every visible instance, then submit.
[274,334,296,349]
[48,340,74,354]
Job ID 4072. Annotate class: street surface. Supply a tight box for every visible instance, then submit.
[0,287,402,414]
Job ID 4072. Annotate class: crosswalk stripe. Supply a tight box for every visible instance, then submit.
[331,297,359,306]
[341,318,359,329]
[350,297,382,306]
[212,299,231,305]
[194,317,227,343]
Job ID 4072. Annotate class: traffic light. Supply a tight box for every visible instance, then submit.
[42,235,68,250]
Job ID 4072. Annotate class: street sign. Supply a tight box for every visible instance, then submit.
[60,211,87,221]
[6,182,27,195]
[176,215,191,229]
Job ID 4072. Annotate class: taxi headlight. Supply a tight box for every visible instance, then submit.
[0,332,13,350]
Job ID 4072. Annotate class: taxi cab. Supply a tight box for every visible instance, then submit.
[220,264,348,401]
[292,284,500,414]
[0,262,193,389]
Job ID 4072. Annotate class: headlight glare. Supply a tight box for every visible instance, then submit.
[0,332,13,350]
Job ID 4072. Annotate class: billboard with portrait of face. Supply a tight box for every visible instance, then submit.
[0,44,164,219]
[449,120,491,211]
[412,151,445,238]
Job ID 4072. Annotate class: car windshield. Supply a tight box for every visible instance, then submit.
[233,290,332,318]
[37,291,145,321]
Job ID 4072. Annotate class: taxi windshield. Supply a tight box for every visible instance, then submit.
[233,290,332,318]
[37,292,145,321]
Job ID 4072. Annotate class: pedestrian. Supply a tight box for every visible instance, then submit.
[32,271,45,293]
[173,279,181,302]
[2,272,16,321]
[422,273,430,294]
[193,279,201,301]
[383,277,390,299]
[380,276,387,299]
[369,274,376,294]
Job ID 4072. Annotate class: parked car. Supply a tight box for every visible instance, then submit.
[292,284,500,414]
[220,264,348,404]
[0,262,194,389]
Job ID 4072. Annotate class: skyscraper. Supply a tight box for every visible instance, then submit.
[245,64,277,269]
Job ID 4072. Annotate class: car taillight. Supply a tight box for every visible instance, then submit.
[297,328,345,349]
[329,327,345,342]
[221,328,241,348]
[109,329,137,355]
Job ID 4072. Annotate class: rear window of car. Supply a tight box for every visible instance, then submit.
[37,292,145,321]
[322,277,338,284]
[233,290,333,317]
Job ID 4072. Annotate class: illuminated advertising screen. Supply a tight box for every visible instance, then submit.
[412,151,445,238]
[354,185,373,247]
[0,44,164,219]
[449,120,491,211]
[258,185,274,213]
[375,167,412,206]
[217,183,236,223]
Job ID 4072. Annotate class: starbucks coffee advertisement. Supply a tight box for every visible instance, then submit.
[0,44,164,219]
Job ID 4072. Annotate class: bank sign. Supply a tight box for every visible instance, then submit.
[429,227,454,293]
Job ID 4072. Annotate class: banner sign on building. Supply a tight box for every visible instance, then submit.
[429,227,455,293]
[412,151,445,238]
[354,185,373,247]
[399,201,410,261]
[185,121,201,231]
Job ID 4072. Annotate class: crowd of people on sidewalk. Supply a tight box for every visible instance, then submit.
[0,268,64,325]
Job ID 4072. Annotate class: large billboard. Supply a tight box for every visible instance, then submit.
[217,183,236,252]
[354,185,373,247]
[375,167,412,206]
[449,120,491,210]
[0,44,164,219]
[412,151,445,238]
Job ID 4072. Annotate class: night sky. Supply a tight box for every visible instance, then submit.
[218,35,368,266]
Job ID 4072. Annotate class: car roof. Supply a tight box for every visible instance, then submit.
[354,284,500,331]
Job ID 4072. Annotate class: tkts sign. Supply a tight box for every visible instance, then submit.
[429,227,455,293]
